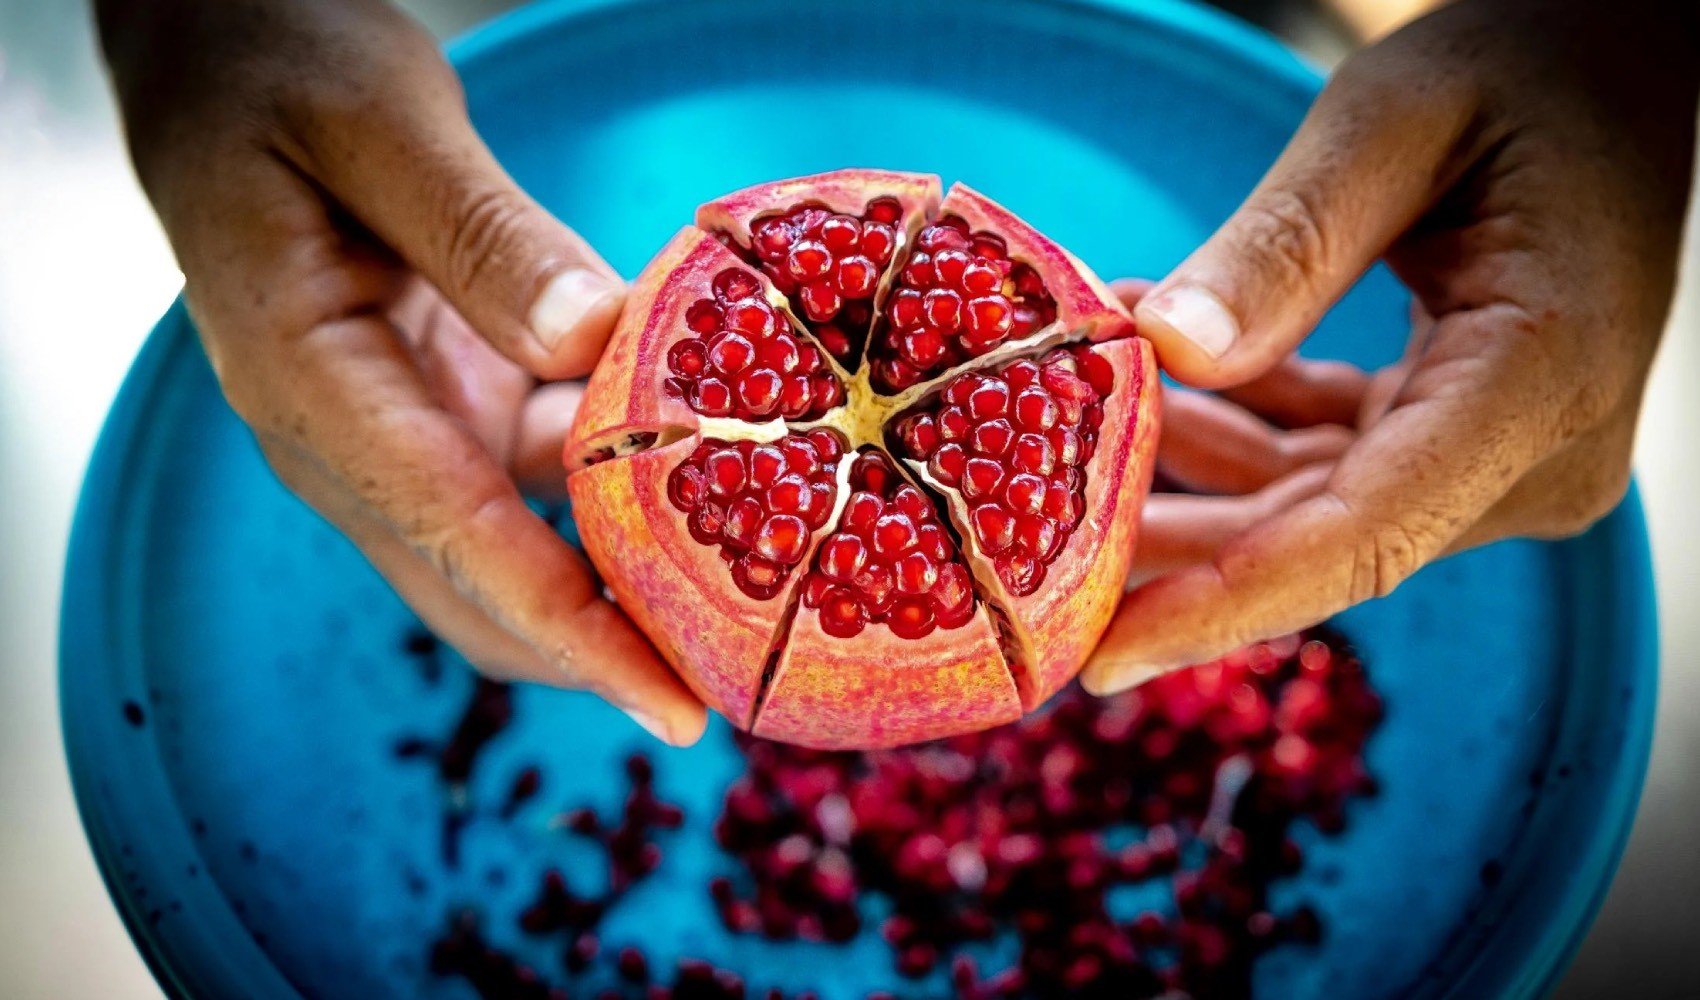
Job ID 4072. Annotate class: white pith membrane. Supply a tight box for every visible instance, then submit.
[569,189,1134,726]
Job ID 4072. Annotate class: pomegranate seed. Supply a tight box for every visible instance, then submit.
[756,336,800,374]
[806,428,843,462]
[915,526,950,565]
[736,368,783,417]
[668,339,708,377]
[860,222,896,263]
[971,505,1015,554]
[888,597,936,639]
[843,492,883,532]
[1004,473,1046,515]
[787,240,831,282]
[1012,433,1055,475]
[685,300,722,334]
[929,443,967,485]
[872,512,918,557]
[967,378,1010,419]
[899,327,948,368]
[969,418,1013,457]
[937,406,970,442]
[755,515,808,564]
[961,259,1002,295]
[723,497,762,548]
[690,377,733,417]
[819,587,865,638]
[893,551,938,595]
[748,445,786,488]
[818,535,866,582]
[713,267,760,302]
[962,457,1005,501]
[766,474,813,517]
[705,449,745,496]
[923,288,963,332]
[897,414,940,455]
[820,215,859,253]
[725,300,777,339]
[834,255,878,298]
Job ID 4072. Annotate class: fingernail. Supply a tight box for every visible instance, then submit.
[1138,283,1238,359]
[529,268,622,351]
[1081,660,1173,696]
[622,707,675,745]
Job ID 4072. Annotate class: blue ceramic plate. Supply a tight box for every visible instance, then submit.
[61,1,1656,997]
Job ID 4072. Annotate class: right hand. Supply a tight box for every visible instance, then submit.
[97,0,709,745]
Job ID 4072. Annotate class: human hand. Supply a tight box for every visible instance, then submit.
[97,0,708,744]
[1084,0,1697,693]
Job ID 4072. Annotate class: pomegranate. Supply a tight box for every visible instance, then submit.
[567,170,1159,748]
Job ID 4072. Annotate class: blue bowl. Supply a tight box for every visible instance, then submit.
[61,1,1657,997]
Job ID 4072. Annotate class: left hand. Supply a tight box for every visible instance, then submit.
[1082,0,1696,695]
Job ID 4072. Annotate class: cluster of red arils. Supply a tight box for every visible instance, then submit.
[709,628,1382,997]
[392,676,517,867]
[433,753,811,1000]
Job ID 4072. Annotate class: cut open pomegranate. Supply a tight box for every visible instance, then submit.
[568,170,1158,748]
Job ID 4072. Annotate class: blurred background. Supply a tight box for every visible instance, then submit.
[1,0,1694,996]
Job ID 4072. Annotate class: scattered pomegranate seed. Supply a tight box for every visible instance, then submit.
[668,434,844,600]
[711,628,1381,996]
[799,452,977,639]
[869,216,1058,391]
[895,345,1107,596]
[736,198,905,365]
[665,267,846,421]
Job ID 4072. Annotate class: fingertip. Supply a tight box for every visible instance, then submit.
[527,268,626,379]
[670,706,710,747]
[1135,285,1247,389]
[1080,658,1173,697]
[1110,276,1157,311]
[623,702,708,747]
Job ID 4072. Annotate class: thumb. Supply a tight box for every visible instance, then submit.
[280,19,624,381]
[1139,52,1472,389]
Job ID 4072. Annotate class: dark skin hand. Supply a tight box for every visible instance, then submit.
[97,0,708,744]
[1087,0,1697,692]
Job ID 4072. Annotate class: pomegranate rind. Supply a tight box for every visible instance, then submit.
[943,337,1159,710]
[564,228,802,467]
[939,184,1134,343]
[695,169,943,246]
[565,433,821,726]
[754,605,1019,750]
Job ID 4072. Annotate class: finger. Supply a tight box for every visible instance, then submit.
[267,315,706,744]
[1131,463,1335,580]
[1084,307,1558,693]
[1215,356,1372,428]
[512,381,585,500]
[1111,277,1157,311]
[1134,48,1476,389]
[1157,388,1354,495]
[392,281,535,464]
[262,441,572,684]
[275,8,623,380]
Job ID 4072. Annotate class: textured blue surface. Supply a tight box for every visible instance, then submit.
[61,1,1656,998]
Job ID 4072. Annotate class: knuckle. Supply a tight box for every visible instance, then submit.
[1348,519,1429,603]
[440,185,532,304]
[1236,188,1331,290]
